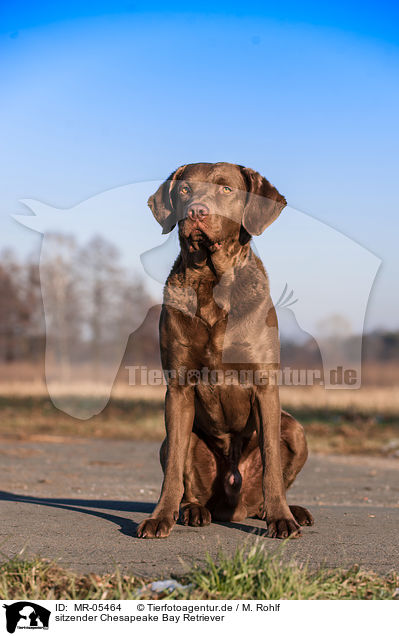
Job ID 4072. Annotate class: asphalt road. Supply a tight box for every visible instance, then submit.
[1,438,399,576]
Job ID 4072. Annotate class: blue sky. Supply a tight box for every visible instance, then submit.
[1,1,398,331]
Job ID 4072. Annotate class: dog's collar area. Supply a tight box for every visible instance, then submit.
[186,237,224,253]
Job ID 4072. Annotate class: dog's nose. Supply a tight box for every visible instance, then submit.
[187,203,209,220]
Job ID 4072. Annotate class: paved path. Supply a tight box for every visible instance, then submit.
[1,439,398,576]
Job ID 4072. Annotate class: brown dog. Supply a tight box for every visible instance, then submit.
[137,162,313,539]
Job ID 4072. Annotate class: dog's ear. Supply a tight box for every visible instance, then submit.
[240,166,287,236]
[148,165,187,234]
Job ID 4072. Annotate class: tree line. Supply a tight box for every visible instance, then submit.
[0,234,398,373]
[0,234,158,367]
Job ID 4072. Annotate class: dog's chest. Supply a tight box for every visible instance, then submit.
[195,278,227,327]
[194,382,254,434]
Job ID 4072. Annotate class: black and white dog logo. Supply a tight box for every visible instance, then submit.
[3,602,50,633]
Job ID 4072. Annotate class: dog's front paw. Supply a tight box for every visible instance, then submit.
[136,515,176,539]
[266,515,301,539]
[181,503,211,527]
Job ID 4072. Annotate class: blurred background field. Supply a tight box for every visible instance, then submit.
[0,241,398,456]
[0,370,399,457]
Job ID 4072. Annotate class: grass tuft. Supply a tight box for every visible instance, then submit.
[0,556,141,600]
[0,544,397,600]
[185,543,398,599]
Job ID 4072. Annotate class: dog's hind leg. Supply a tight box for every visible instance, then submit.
[240,412,314,527]
[280,410,314,526]
[280,410,308,489]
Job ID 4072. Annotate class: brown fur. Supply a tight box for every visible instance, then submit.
[137,162,314,539]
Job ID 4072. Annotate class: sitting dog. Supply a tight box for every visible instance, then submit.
[137,162,313,539]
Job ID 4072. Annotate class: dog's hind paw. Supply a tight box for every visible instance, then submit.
[180,503,212,527]
[289,505,314,526]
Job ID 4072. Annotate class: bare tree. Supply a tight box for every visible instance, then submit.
[39,234,83,378]
[0,249,30,362]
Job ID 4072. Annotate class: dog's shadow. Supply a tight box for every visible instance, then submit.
[0,491,269,538]
[0,491,154,537]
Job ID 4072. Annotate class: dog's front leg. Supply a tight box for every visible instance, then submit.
[137,386,194,538]
[256,385,301,538]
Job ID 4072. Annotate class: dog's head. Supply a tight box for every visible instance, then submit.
[148,162,286,253]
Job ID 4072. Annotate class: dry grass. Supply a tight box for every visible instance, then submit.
[0,555,143,600]
[0,393,164,441]
[0,373,398,455]
[0,380,166,400]
[281,386,399,455]
[1,546,398,600]
[1,380,399,414]
[280,385,399,415]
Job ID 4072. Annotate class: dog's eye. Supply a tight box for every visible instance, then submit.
[180,186,190,195]
[221,186,232,194]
